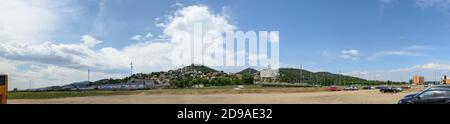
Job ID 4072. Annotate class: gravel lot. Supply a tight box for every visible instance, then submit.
[9,88,420,104]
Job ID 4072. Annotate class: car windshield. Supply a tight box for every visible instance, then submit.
[415,87,432,97]
[419,91,434,98]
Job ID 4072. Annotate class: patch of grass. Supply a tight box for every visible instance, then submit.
[8,91,138,99]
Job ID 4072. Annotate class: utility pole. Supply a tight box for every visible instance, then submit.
[131,62,133,76]
[88,69,90,82]
[300,65,303,83]
[435,71,437,85]
[29,80,32,89]
[339,70,342,86]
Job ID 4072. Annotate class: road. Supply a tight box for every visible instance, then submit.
[9,89,417,104]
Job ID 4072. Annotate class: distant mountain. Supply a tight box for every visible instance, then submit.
[237,68,258,74]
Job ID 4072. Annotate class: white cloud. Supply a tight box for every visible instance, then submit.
[391,63,450,72]
[130,32,154,41]
[0,0,74,43]
[386,63,450,82]
[145,32,153,38]
[340,49,359,60]
[130,35,142,41]
[343,70,369,77]
[406,45,434,50]
[416,0,450,10]
[368,51,424,60]
[82,35,103,47]
[0,4,236,90]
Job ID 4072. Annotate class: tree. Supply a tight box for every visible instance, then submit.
[242,73,255,85]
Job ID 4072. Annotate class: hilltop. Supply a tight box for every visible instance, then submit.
[237,68,258,74]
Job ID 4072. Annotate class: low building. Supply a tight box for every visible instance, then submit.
[412,75,425,85]
[443,75,450,84]
[260,69,278,82]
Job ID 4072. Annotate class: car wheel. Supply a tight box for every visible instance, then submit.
[405,102,412,104]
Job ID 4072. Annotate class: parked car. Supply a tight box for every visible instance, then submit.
[375,86,387,89]
[401,85,412,89]
[328,86,342,91]
[399,87,450,104]
[344,86,358,91]
[380,87,402,93]
[363,86,375,90]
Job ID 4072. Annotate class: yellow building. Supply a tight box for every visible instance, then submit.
[0,75,7,104]
[412,75,424,85]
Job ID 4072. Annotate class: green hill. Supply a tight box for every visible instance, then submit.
[237,68,258,74]
[277,68,404,86]
[182,64,218,73]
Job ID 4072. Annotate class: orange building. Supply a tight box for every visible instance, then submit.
[412,75,424,85]
[443,75,450,84]
[0,75,7,104]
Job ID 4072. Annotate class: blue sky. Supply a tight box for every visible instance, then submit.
[2,0,450,89]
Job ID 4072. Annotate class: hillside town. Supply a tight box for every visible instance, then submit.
[25,64,278,92]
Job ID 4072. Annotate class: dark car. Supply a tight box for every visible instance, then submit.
[399,88,450,104]
[380,87,402,93]
[363,86,375,90]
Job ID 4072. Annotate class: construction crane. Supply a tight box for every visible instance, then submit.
[0,74,8,104]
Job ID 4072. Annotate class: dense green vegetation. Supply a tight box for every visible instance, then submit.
[58,66,407,90]
[172,74,255,88]
[277,68,406,86]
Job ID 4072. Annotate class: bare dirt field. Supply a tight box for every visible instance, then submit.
[9,88,420,104]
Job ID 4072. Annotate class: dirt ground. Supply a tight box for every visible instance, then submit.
[9,89,420,104]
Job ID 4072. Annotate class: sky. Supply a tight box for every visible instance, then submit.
[2,0,450,90]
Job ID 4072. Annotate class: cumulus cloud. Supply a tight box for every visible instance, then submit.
[0,0,73,43]
[0,4,237,89]
[145,33,154,38]
[82,35,103,47]
[340,49,359,60]
[130,35,142,41]
[130,32,155,41]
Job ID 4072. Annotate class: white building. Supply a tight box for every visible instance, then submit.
[260,69,278,82]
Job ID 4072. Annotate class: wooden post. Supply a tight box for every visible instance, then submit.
[0,75,7,104]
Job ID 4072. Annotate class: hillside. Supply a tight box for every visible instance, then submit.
[180,64,218,73]
[237,68,258,74]
[277,68,403,86]
[43,66,405,91]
